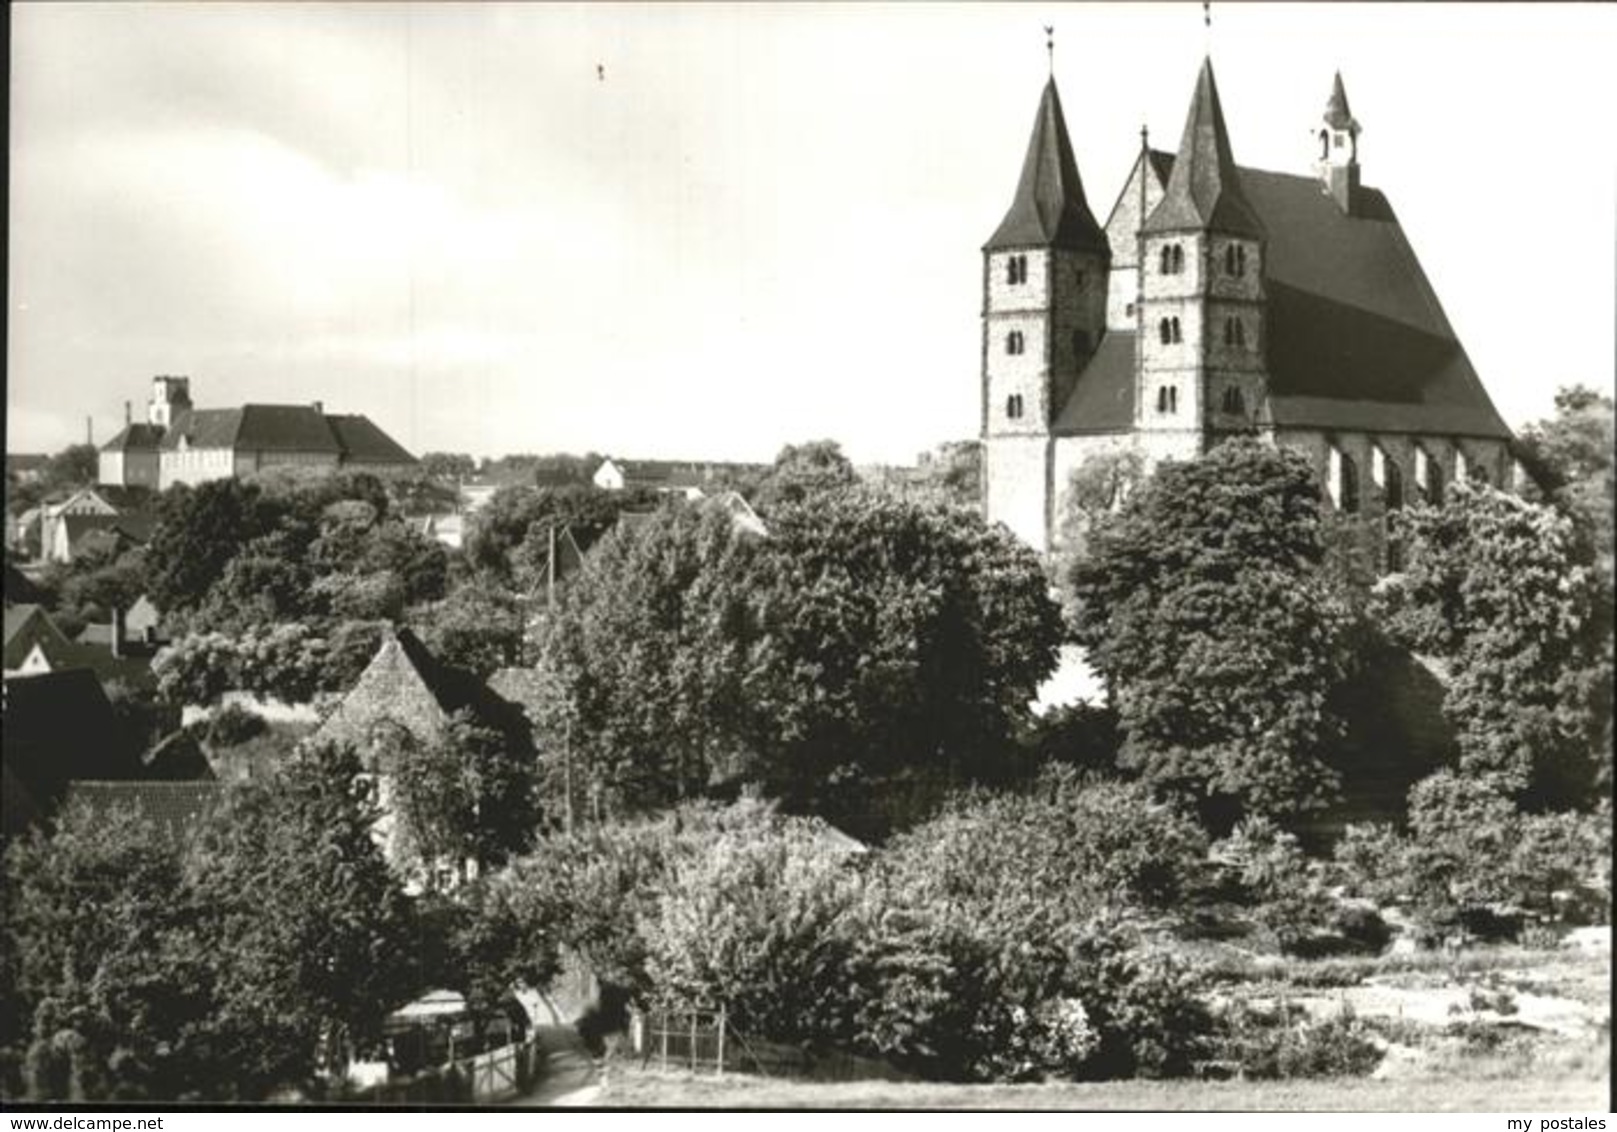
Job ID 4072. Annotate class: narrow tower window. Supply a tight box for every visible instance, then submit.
[1171,317,1183,344]
[1006,394,1024,420]
[1221,386,1245,415]
[1006,330,1025,355]
[1319,129,1329,160]
[1005,255,1028,285]
[1159,318,1172,345]
[1171,245,1185,274]
[1159,246,1172,275]
[1157,385,1178,415]
[1237,245,1247,275]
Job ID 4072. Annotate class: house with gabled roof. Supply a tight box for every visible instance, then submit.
[98,376,417,490]
[982,59,1517,555]
[312,628,534,884]
[592,457,768,499]
[2,667,145,839]
[3,604,77,676]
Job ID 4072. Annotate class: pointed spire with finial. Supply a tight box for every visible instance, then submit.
[1141,56,1263,238]
[984,42,1108,253]
[1324,70,1360,133]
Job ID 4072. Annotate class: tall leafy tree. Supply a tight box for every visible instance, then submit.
[1065,440,1355,823]
[541,490,1062,824]
[753,439,858,510]
[391,710,541,888]
[2,807,226,1100]
[144,480,285,615]
[189,743,419,1078]
[1371,481,1609,802]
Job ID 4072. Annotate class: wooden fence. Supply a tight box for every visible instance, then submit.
[628,1007,908,1083]
[361,1035,546,1104]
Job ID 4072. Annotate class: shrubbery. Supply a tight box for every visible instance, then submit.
[495,789,1216,1084]
[1333,772,1612,943]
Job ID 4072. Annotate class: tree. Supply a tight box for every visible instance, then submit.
[1065,440,1355,823]
[390,710,540,888]
[45,445,99,490]
[1370,481,1610,802]
[144,480,284,616]
[189,743,420,1080]
[540,490,1063,826]
[420,452,478,483]
[2,805,227,1100]
[539,502,762,813]
[1516,385,1614,581]
[753,439,858,510]
[463,483,659,586]
[410,578,525,678]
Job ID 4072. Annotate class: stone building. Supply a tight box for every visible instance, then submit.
[98,376,418,490]
[981,59,1515,553]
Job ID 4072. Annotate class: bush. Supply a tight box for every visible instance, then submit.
[1220,1006,1383,1079]
[207,702,268,748]
[640,814,866,1048]
[1333,774,1612,943]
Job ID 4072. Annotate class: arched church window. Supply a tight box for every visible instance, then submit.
[1382,456,1405,511]
[1221,386,1245,415]
[1339,451,1361,513]
[1319,129,1330,160]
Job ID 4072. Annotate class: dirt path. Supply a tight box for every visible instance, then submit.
[505,1025,602,1107]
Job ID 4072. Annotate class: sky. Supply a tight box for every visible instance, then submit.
[8,3,1616,465]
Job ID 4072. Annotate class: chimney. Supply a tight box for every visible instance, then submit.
[86,416,93,445]
[110,606,124,658]
[125,401,132,427]
[311,400,324,415]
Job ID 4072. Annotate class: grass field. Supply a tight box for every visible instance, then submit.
[598,1065,1610,1111]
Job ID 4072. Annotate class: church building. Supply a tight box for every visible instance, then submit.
[981,58,1515,553]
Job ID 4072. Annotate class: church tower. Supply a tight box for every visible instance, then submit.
[1136,58,1268,466]
[1315,70,1361,214]
[981,77,1110,551]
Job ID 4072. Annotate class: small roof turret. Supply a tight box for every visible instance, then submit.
[1142,57,1264,238]
[985,79,1109,253]
[1323,70,1360,133]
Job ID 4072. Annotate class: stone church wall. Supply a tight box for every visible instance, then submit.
[984,436,1051,551]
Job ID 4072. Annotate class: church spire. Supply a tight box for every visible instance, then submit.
[1316,69,1361,214]
[985,78,1108,253]
[1323,70,1359,133]
[1142,56,1262,238]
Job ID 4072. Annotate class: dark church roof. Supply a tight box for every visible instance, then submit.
[151,403,416,464]
[100,423,166,453]
[1055,163,1511,441]
[163,405,342,453]
[985,79,1109,254]
[1142,58,1264,239]
[325,414,418,465]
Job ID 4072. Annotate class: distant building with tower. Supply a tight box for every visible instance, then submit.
[98,376,417,490]
[980,58,1515,553]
